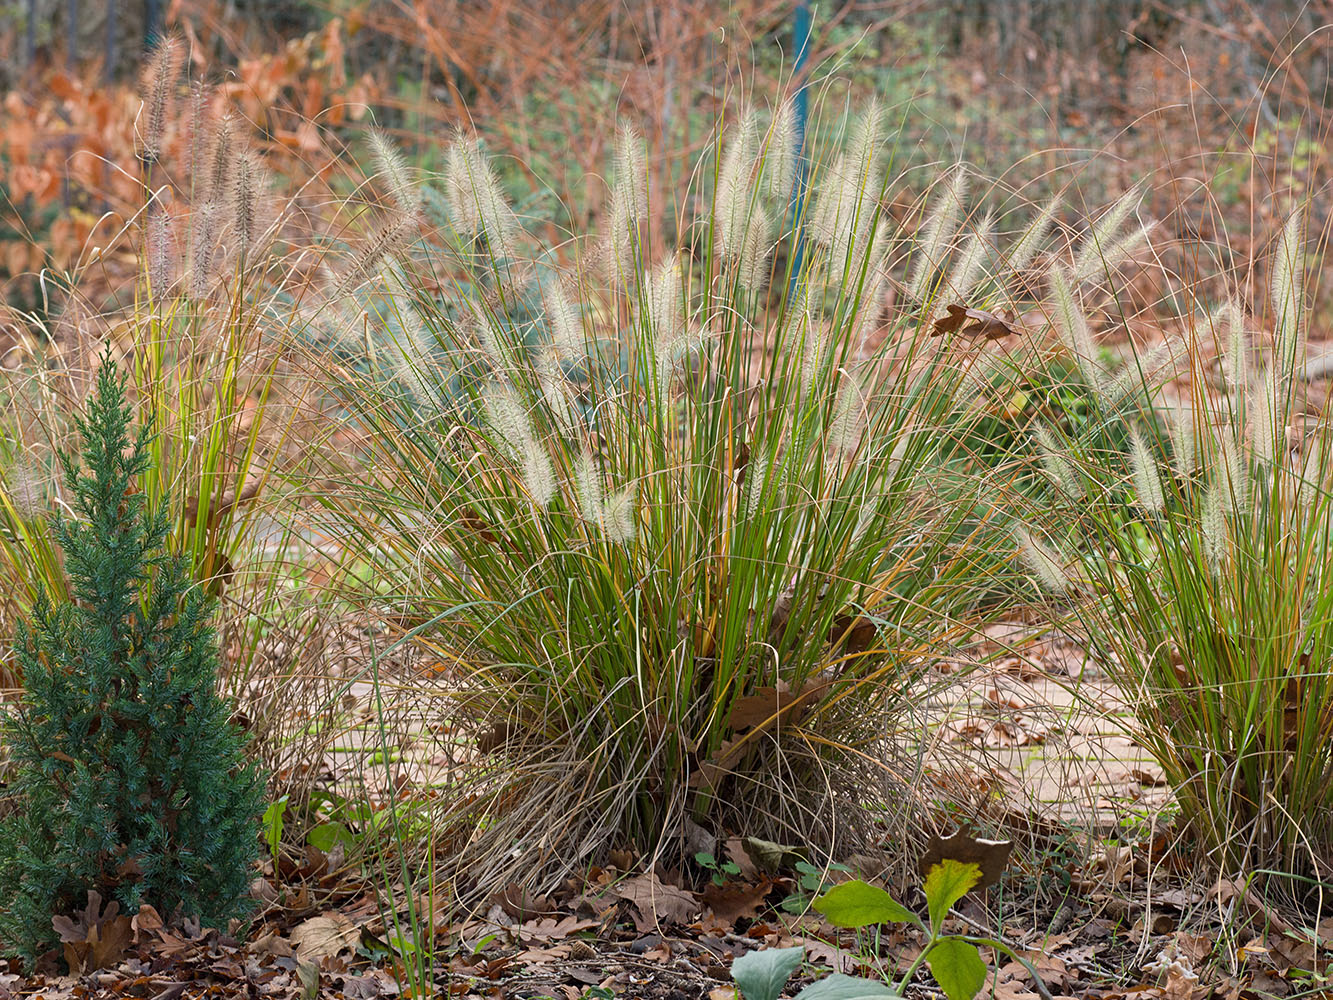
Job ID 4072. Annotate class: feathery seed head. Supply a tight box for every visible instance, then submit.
[483,381,534,457]
[935,212,993,318]
[1006,195,1059,277]
[1034,423,1083,498]
[140,36,180,163]
[1049,266,1105,394]
[767,100,798,200]
[519,437,557,509]
[187,81,211,181]
[601,487,637,544]
[370,129,419,215]
[1169,407,1197,478]
[603,196,638,283]
[846,103,884,181]
[1071,187,1140,285]
[147,205,172,297]
[810,106,884,268]
[188,203,223,300]
[1013,525,1069,593]
[1129,429,1165,513]
[544,281,585,357]
[445,132,519,259]
[829,375,866,455]
[574,450,603,523]
[1250,367,1290,466]
[742,463,766,520]
[1214,300,1249,392]
[536,348,577,430]
[614,120,649,221]
[232,151,262,262]
[1272,212,1306,375]
[208,114,234,206]
[797,315,828,398]
[1218,430,1249,514]
[646,256,685,347]
[338,214,416,296]
[3,459,46,520]
[907,163,967,302]
[737,204,773,293]
[381,265,438,406]
[715,112,760,257]
[1202,482,1228,574]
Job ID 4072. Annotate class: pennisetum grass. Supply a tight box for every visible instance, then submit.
[1026,204,1333,902]
[298,98,1086,911]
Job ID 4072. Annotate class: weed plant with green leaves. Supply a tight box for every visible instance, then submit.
[1027,211,1333,899]
[304,97,1108,904]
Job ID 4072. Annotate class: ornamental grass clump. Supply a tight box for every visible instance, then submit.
[1028,212,1333,899]
[0,349,265,962]
[0,39,330,710]
[308,104,1076,902]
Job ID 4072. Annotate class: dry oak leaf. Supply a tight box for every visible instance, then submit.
[288,911,360,961]
[700,878,774,928]
[52,890,134,973]
[918,830,1013,892]
[726,680,829,732]
[931,303,1015,340]
[609,872,700,931]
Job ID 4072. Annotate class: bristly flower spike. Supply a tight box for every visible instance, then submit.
[907,163,967,302]
[140,36,180,164]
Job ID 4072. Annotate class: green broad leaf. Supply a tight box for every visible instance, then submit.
[926,937,989,1000]
[813,880,918,929]
[307,821,358,852]
[731,945,805,1000]
[262,796,288,861]
[793,973,902,999]
[923,859,981,932]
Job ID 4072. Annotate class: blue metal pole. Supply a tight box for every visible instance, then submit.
[787,0,812,300]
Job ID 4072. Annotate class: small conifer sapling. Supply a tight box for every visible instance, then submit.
[0,349,265,962]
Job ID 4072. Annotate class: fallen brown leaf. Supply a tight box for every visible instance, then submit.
[918,830,1013,892]
[52,890,133,973]
[931,303,1015,340]
[288,911,360,961]
[609,872,699,931]
[700,878,773,928]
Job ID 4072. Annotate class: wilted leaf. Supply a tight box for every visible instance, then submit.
[829,614,877,655]
[609,872,699,931]
[813,880,918,929]
[918,831,1012,893]
[931,304,1014,340]
[701,878,774,927]
[182,482,261,530]
[731,945,804,1000]
[130,903,163,943]
[740,836,809,874]
[52,890,133,973]
[926,937,988,1000]
[726,680,828,732]
[289,912,360,961]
